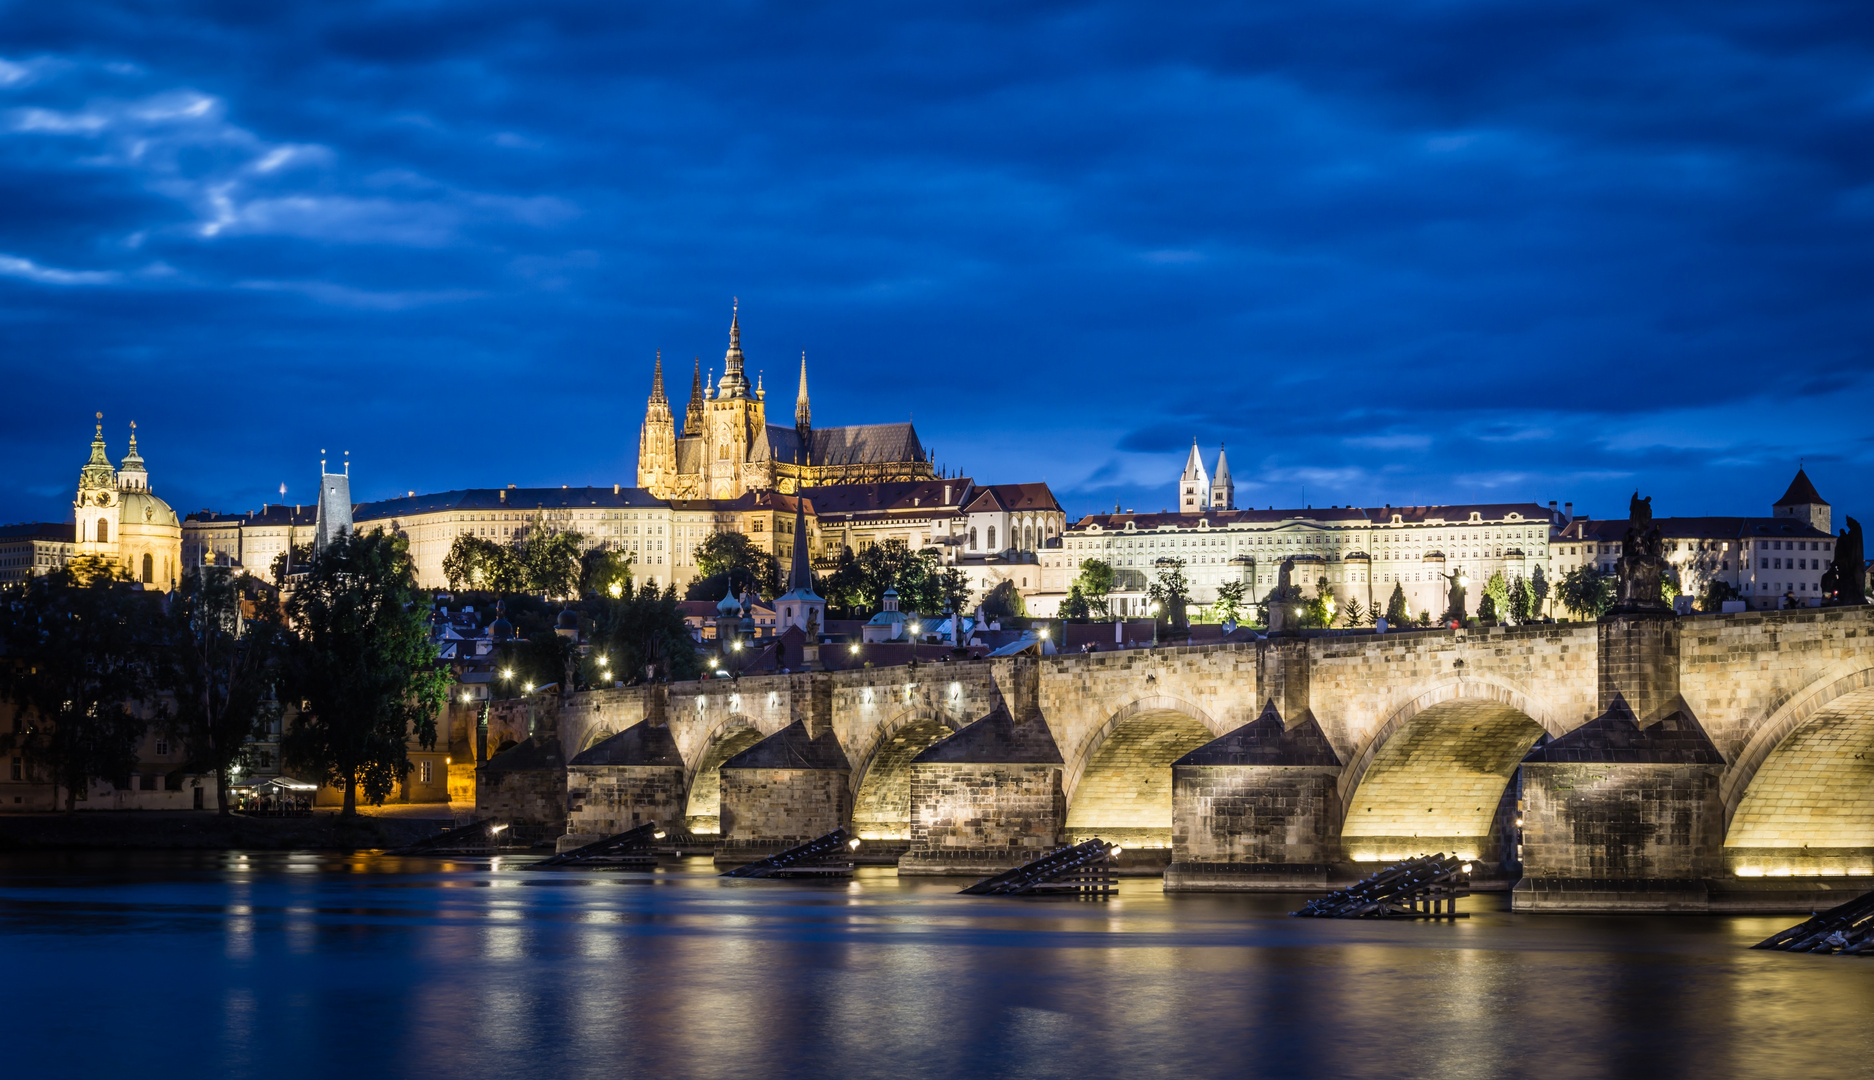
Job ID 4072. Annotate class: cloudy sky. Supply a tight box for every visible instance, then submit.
[2,1,1871,527]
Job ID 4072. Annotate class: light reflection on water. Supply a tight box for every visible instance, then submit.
[1,853,1872,1080]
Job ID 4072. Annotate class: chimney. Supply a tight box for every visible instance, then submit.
[499,490,506,504]
[1564,502,1573,523]
[943,484,951,504]
[613,483,620,495]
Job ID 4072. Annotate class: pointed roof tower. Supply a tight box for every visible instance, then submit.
[1774,466,1831,533]
[1209,443,1234,510]
[78,411,116,494]
[718,298,750,398]
[649,349,668,405]
[795,350,811,430]
[684,357,705,434]
[1179,438,1209,513]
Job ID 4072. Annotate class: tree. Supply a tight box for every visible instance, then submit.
[442,534,524,592]
[1299,575,1334,629]
[1059,584,1092,620]
[1146,558,1192,629]
[1556,565,1613,621]
[1481,571,1510,624]
[1341,596,1368,628]
[1529,566,1550,619]
[591,581,702,684]
[694,531,780,596]
[0,570,163,811]
[517,519,585,599]
[579,546,635,599]
[1698,579,1741,612]
[981,579,1026,621]
[268,543,314,586]
[160,568,287,815]
[281,531,449,815]
[1385,583,1411,625]
[824,540,945,615]
[1073,559,1116,618]
[1509,576,1534,624]
[1212,580,1248,625]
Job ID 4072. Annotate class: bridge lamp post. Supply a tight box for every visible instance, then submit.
[1149,602,1160,647]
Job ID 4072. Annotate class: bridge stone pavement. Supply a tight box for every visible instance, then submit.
[491,605,1874,910]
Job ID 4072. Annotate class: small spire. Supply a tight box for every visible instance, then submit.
[795,350,811,431]
[650,349,667,402]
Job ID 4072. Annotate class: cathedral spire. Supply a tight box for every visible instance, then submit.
[1210,443,1234,511]
[78,411,116,495]
[795,350,811,431]
[719,297,750,398]
[684,357,705,434]
[650,350,667,404]
[1179,438,1210,514]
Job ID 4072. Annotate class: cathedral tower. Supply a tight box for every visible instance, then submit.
[1179,439,1210,514]
[1210,444,1234,510]
[795,351,812,453]
[702,301,767,499]
[637,350,678,496]
[74,412,119,557]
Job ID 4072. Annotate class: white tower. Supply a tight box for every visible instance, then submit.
[1210,444,1234,510]
[1179,439,1209,514]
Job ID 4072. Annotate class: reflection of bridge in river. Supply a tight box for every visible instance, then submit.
[467,606,1874,911]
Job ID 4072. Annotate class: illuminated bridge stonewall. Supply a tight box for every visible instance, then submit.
[466,605,1874,912]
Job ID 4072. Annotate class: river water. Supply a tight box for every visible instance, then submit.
[2,852,1871,1080]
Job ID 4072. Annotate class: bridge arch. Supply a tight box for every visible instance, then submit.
[1063,696,1226,849]
[1723,668,1874,877]
[850,709,966,840]
[682,713,764,835]
[1338,676,1560,864]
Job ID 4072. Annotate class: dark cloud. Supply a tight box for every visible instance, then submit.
[0,0,1870,527]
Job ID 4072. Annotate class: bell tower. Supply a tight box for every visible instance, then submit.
[74,412,120,560]
[704,300,767,499]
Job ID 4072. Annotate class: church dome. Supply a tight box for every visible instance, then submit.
[556,607,579,630]
[489,599,515,642]
[117,489,179,530]
[717,585,743,616]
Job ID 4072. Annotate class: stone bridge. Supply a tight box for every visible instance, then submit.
[466,605,1874,911]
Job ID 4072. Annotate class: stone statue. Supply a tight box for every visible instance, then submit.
[1441,568,1467,625]
[1614,491,1672,613]
[806,606,821,639]
[1822,517,1866,606]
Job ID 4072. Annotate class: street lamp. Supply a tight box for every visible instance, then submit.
[608,580,623,599]
[523,682,534,694]
[1149,602,1161,647]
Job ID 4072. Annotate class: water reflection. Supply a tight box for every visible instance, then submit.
[2,852,1873,1079]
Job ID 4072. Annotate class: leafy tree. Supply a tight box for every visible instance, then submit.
[1481,571,1510,624]
[268,543,314,586]
[694,531,780,596]
[686,567,773,602]
[936,565,970,616]
[442,534,525,592]
[1300,575,1334,628]
[1385,582,1411,625]
[517,519,585,599]
[1698,579,1741,612]
[1211,580,1248,625]
[1529,566,1550,618]
[66,554,134,587]
[1073,559,1116,618]
[160,569,287,815]
[1257,582,1304,627]
[579,546,635,599]
[1341,596,1368,627]
[1059,584,1092,620]
[825,540,945,615]
[1146,558,1192,629]
[0,570,163,811]
[281,531,449,815]
[590,582,702,684]
[1556,565,1613,621]
[981,579,1026,620]
[1509,576,1534,624]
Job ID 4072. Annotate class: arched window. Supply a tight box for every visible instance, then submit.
[969,527,978,550]
[142,553,153,583]
[988,526,997,550]
[97,519,108,544]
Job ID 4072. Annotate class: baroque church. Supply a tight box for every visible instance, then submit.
[637,304,935,499]
[73,414,183,591]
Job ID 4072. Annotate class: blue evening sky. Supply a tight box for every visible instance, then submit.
[2,2,1871,527]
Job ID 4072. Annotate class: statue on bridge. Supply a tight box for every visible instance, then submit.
[1440,568,1467,626]
[1822,517,1866,606]
[1613,490,1673,614]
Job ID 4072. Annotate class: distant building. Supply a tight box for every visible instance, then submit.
[22,414,184,591]
[182,504,317,576]
[0,522,74,584]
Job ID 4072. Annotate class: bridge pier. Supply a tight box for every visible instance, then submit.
[715,720,852,865]
[1165,704,1343,891]
[899,706,1066,875]
[560,721,687,852]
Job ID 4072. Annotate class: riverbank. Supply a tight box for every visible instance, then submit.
[0,811,452,851]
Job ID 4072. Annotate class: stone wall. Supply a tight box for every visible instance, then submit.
[1681,606,1874,759]
[717,767,851,861]
[900,763,1064,874]
[566,765,686,841]
[1516,762,1724,911]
